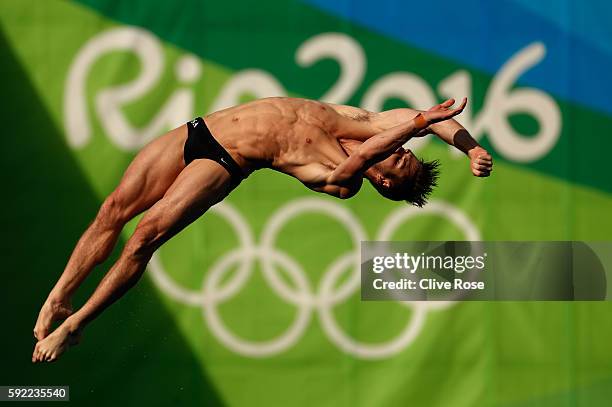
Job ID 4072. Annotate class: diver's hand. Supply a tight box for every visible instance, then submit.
[422,98,467,124]
[468,147,493,177]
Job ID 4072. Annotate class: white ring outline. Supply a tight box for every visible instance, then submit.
[260,197,366,305]
[202,247,313,357]
[317,252,427,359]
[147,198,481,358]
[377,201,481,311]
[148,202,255,305]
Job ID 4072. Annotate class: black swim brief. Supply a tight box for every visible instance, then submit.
[184,117,245,187]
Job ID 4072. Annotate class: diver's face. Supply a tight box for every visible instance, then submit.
[376,148,418,189]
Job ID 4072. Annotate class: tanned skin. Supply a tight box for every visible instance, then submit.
[32,96,492,362]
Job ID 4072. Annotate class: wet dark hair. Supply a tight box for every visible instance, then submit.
[405,158,440,207]
[374,158,440,207]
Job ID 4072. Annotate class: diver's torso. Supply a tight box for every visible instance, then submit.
[204,97,355,181]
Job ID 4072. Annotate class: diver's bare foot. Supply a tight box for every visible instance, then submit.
[33,298,73,340]
[32,322,80,363]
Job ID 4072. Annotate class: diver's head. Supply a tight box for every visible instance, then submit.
[366,148,440,207]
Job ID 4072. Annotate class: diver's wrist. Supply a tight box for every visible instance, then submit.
[413,113,429,130]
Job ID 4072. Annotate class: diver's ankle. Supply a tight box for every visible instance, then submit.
[46,292,72,308]
[63,317,82,335]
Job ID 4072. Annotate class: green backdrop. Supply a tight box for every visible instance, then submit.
[2,0,612,405]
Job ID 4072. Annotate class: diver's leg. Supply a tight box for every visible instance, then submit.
[33,159,232,362]
[34,125,188,340]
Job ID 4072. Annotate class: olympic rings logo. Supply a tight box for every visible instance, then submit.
[148,197,480,359]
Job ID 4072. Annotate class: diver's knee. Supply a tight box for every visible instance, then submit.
[125,223,162,259]
[96,193,131,229]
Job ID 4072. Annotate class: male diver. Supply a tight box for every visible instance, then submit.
[32,96,492,362]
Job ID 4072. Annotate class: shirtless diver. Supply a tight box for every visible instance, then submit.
[32,96,492,362]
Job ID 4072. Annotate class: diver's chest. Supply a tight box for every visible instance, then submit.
[286,132,345,166]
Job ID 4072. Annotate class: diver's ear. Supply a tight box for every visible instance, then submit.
[381,178,391,188]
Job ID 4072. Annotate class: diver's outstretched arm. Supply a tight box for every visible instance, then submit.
[372,101,493,177]
[328,98,467,184]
